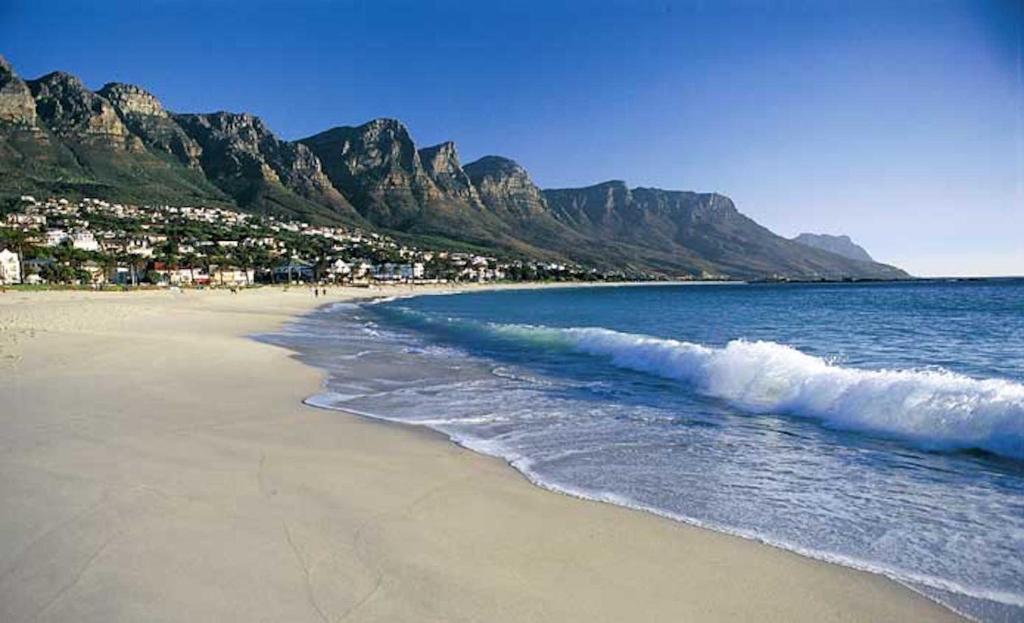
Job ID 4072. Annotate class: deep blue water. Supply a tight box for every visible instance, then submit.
[265,280,1024,622]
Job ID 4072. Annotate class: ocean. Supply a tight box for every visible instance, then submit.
[262,279,1024,622]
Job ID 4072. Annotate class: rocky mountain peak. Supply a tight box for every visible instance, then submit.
[298,118,437,227]
[464,155,525,178]
[418,141,457,172]
[170,110,359,222]
[26,70,138,148]
[360,117,408,137]
[92,84,203,168]
[97,82,168,118]
[0,55,37,126]
[175,111,286,182]
[418,141,480,202]
[792,232,875,263]
[464,155,548,218]
[175,111,272,145]
[302,118,414,158]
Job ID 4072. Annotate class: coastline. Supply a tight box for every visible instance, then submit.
[0,285,963,622]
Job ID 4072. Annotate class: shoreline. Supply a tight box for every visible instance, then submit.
[0,285,964,622]
[297,285,980,620]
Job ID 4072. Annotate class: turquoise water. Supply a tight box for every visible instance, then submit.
[266,280,1024,621]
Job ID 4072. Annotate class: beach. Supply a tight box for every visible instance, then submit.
[0,286,963,622]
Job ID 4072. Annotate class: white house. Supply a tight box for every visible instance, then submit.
[71,231,100,252]
[327,259,352,279]
[348,259,374,280]
[0,249,21,285]
[209,265,254,286]
[153,265,210,286]
[126,240,154,258]
[45,229,68,247]
[373,262,425,282]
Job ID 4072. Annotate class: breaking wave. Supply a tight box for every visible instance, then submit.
[488,324,1024,460]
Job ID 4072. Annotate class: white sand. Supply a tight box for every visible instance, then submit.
[0,286,962,622]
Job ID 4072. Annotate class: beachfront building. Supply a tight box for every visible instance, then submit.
[351,259,374,280]
[80,261,107,285]
[209,265,254,286]
[327,259,351,281]
[0,249,21,285]
[272,260,314,283]
[373,262,425,282]
[151,263,210,286]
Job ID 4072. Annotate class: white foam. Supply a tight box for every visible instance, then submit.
[492,325,1024,460]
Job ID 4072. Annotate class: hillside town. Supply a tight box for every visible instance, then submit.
[0,196,623,287]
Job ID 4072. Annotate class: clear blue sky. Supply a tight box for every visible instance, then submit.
[2,0,1020,276]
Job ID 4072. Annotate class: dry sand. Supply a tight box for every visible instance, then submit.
[0,286,962,622]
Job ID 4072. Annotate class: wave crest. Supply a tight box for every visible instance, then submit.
[502,325,1024,460]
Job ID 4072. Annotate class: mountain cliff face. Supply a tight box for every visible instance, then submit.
[464,156,548,219]
[0,56,911,279]
[792,233,875,263]
[0,58,86,195]
[544,183,907,279]
[173,112,363,224]
[27,72,141,151]
[5,64,227,205]
[98,82,203,168]
[299,119,437,229]
[300,120,522,247]
[0,57,37,126]
[419,141,480,204]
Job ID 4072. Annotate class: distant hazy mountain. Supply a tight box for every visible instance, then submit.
[0,55,910,280]
[792,233,875,263]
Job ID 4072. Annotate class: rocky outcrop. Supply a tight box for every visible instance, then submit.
[303,122,548,245]
[99,82,203,168]
[0,56,37,126]
[419,141,480,204]
[545,180,632,228]
[792,233,875,263]
[544,183,908,279]
[26,72,140,150]
[464,156,547,218]
[97,82,166,117]
[11,68,227,206]
[0,58,86,198]
[174,111,362,223]
[300,119,440,228]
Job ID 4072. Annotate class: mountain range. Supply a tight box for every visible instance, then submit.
[0,56,908,280]
[791,233,875,263]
